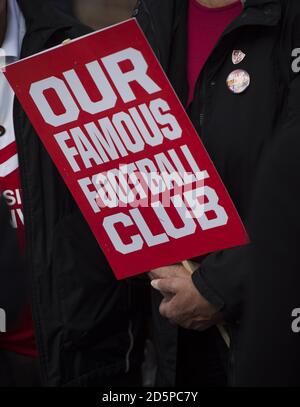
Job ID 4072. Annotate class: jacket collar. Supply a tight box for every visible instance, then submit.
[16,0,78,57]
[244,0,277,5]
[235,0,281,27]
[17,0,75,32]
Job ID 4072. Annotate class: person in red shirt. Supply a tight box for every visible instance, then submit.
[0,196,26,337]
[186,0,243,106]
[0,197,38,386]
[147,0,244,386]
[152,0,243,328]
[0,0,39,386]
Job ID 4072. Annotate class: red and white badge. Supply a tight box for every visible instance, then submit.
[232,50,246,65]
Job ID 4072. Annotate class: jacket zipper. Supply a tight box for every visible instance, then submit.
[13,97,49,385]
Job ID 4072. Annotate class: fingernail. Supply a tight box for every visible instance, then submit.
[151,280,159,290]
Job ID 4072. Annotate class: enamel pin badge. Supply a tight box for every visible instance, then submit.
[226,69,250,94]
[232,50,246,65]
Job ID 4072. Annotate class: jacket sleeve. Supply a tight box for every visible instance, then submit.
[192,245,251,321]
[0,196,27,330]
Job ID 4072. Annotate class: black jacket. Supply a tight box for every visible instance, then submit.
[0,196,26,330]
[136,0,300,384]
[236,110,300,387]
[13,0,147,386]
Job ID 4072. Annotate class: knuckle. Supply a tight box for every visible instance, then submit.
[159,302,168,318]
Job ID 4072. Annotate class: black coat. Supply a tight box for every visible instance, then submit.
[236,109,300,387]
[0,196,26,330]
[136,0,300,385]
[13,0,147,386]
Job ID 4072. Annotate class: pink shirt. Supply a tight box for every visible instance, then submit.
[187,0,243,105]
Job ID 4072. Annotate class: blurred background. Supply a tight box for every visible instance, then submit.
[49,0,137,29]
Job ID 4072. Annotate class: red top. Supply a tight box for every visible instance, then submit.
[187,0,243,105]
[0,138,37,358]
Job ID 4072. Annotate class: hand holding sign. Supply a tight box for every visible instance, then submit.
[4,19,248,279]
[151,270,223,332]
[150,261,230,347]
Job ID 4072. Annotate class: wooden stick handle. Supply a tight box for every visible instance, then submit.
[182,260,230,348]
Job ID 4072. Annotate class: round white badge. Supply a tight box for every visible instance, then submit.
[226,69,250,94]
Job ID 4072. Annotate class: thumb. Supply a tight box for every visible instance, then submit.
[151,278,178,295]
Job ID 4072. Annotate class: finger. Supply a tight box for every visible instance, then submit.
[150,266,177,280]
[148,272,155,281]
[151,278,179,295]
[61,38,72,45]
[160,292,174,301]
[159,294,183,321]
[159,299,175,319]
[150,265,190,280]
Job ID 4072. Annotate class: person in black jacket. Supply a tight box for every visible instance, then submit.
[136,0,300,386]
[48,0,73,15]
[0,0,147,387]
[0,196,26,332]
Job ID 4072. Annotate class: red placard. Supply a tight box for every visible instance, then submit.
[4,19,248,279]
